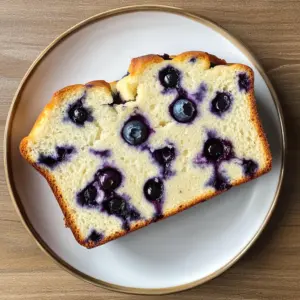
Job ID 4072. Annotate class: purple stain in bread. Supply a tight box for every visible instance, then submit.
[238,72,251,93]
[90,149,111,158]
[86,230,103,243]
[102,194,141,231]
[210,91,233,117]
[193,82,208,102]
[152,145,176,179]
[208,165,232,191]
[38,146,75,169]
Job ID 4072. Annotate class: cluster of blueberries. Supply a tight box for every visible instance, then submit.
[78,166,141,234]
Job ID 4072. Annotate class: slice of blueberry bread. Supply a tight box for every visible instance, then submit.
[20,51,272,248]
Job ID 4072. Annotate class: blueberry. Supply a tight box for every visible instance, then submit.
[112,92,123,104]
[171,99,197,123]
[159,54,172,60]
[103,196,128,217]
[83,185,97,203]
[242,159,258,177]
[56,147,73,161]
[38,155,57,168]
[210,62,217,68]
[87,230,103,243]
[144,178,164,202]
[96,167,122,190]
[130,210,141,221]
[211,92,231,115]
[122,119,149,145]
[69,106,88,125]
[189,57,197,63]
[78,184,98,207]
[38,146,74,168]
[159,66,180,88]
[238,73,251,92]
[153,146,175,166]
[213,176,231,191]
[204,138,224,161]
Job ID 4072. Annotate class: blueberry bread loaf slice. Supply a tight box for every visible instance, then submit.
[20,51,272,248]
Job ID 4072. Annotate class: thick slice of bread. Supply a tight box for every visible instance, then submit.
[20,51,271,248]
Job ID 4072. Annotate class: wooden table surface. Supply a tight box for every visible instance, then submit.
[1,0,299,299]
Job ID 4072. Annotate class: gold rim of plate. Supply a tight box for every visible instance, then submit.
[4,4,286,295]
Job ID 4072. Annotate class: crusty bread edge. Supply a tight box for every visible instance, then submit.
[19,51,272,249]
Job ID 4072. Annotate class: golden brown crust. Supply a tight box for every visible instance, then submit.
[127,51,227,78]
[128,54,164,76]
[19,51,272,249]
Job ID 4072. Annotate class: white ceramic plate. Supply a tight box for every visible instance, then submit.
[5,5,285,295]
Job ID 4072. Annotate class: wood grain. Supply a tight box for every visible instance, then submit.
[0,0,299,299]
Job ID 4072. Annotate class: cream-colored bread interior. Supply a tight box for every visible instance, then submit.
[24,57,269,241]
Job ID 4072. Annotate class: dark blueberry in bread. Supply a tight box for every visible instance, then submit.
[68,105,88,125]
[67,97,93,126]
[204,138,224,161]
[96,167,122,191]
[56,146,74,160]
[189,57,197,63]
[38,146,75,168]
[73,107,88,124]
[103,196,129,218]
[78,184,98,207]
[238,72,251,92]
[242,159,258,177]
[210,62,217,68]
[170,99,197,123]
[211,92,232,115]
[144,177,164,202]
[153,146,175,166]
[212,174,231,191]
[203,138,233,162]
[130,210,141,221]
[112,92,123,104]
[159,66,180,88]
[122,118,149,145]
[87,230,103,243]
[38,155,57,168]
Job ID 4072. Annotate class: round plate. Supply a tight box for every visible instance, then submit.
[5,5,285,295]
